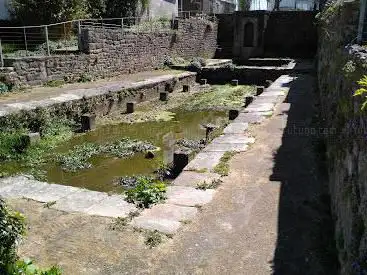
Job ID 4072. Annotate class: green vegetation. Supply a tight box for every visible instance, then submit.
[125,176,167,208]
[144,230,164,248]
[213,151,237,176]
[196,179,222,190]
[57,138,156,172]
[0,198,61,274]
[0,117,74,179]
[354,75,367,110]
[43,80,65,88]
[109,210,141,231]
[182,85,255,111]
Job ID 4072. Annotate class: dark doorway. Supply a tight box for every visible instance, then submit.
[243,22,255,47]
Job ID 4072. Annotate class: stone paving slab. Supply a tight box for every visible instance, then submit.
[0,179,49,199]
[203,142,249,152]
[245,102,275,113]
[184,151,224,172]
[132,204,198,234]
[173,171,222,188]
[212,135,255,145]
[166,186,216,207]
[223,123,249,134]
[52,190,109,213]
[253,96,280,104]
[234,113,265,124]
[85,195,137,218]
[25,184,80,203]
[132,217,182,235]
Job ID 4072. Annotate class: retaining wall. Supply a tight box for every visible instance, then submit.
[318,1,367,274]
[0,72,197,131]
[2,18,218,87]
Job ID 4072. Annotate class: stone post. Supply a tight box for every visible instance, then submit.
[256,86,265,96]
[173,150,190,175]
[229,109,239,120]
[183,84,190,92]
[81,114,96,132]
[200,79,207,85]
[231,79,239,86]
[245,96,254,107]
[126,102,135,114]
[160,92,168,101]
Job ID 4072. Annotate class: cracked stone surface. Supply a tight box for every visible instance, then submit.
[132,204,198,234]
[184,151,224,172]
[173,171,222,187]
[234,113,265,124]
[0,176,136,218]
[212,135,255,145]
[223,122,249,134]
[166,186,216,207]
[245,102,275,113]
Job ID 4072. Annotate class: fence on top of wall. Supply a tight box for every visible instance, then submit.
[0,13,216,66]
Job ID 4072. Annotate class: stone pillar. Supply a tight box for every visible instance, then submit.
[81,114,96,132]
[165,83,174,93]
[265,80,273,88]
[256,86,265,96]
[126,102,135,114]
[231,79,239,86]
[245,96,254,107]
[200,79,207,85]
[173,150,190,175]
[229,109,239,120]
[20,132,41,150]
[183,84,190,93]
[160,92,168,101]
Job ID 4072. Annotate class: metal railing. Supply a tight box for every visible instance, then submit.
[0,13,211,62]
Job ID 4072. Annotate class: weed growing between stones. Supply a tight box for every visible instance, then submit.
[57,138,156,172]
[213,151,237,176]
[125,176,167,208]
[144,230,165,248]
[109,210,141,231]
[43,80,66,88]
[196,179,223,190]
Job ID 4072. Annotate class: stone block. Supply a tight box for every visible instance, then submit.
[229,109,240,120]
[256,86,265,96]
[200,79,207,85]
[231,79,239,86]
[160,92,168,101]
[126,102,135,114]
[223,123,249,134]
[173,150,191,175]
[184,151,224,172]
[166,186,216,207]
[81,114,96,132]
[173,171,222,187]
[245,96,254,107]
[183,84,190,92]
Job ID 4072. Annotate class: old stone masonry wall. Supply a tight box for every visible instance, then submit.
[3,18,218,86]
[318,1,367,274]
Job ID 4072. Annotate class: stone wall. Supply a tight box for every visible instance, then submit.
[318,1,367,274]
[3,18,218,86]
[264,11,317,57]
[216,11,317,61]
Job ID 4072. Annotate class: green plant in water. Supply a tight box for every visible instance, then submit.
[57,138,156,172]
[125,176,167,208]
[354,75,367,110]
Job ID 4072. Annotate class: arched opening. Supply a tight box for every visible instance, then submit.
[243,22,255,47]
